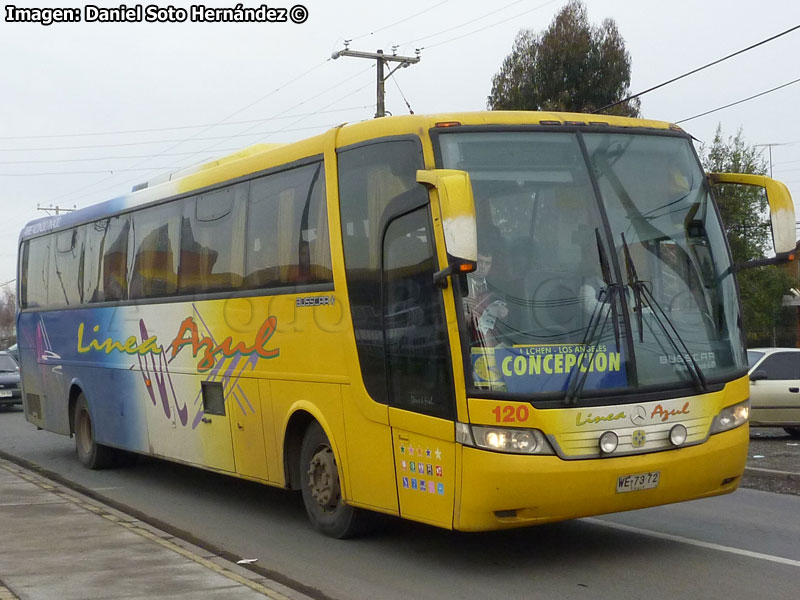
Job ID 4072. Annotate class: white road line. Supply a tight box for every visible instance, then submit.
[585,518,800,568]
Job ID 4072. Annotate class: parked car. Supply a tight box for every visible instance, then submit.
[747,347,800,438]
[0,351,21,409]
[4,343,18,362]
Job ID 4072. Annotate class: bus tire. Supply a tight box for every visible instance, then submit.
[299,422,365,538]
[73,393,115,470]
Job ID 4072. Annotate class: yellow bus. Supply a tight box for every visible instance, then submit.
[17,111,796,537]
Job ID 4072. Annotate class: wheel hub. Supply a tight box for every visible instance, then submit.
[307,447,339,510]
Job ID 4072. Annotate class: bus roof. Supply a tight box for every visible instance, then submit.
[20,111,680,242]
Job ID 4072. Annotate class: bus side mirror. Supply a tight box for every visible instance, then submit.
[707,173,796,256]
[416,169,478,288]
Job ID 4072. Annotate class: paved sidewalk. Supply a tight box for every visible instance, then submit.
[0,459,312,600]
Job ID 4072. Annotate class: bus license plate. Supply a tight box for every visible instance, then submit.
[0,390,11,398]
[616,471,660,493]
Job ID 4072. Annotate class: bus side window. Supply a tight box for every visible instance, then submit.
[130,204,180,300]
[21,236,51,309]
[383,207,454,418]
[245,162,331,289]
[83,216,130,303]
[53,227,84,305]
[337,139,427,404]
[179,183,247,294]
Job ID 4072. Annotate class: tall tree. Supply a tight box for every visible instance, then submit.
[488,0,640,116]
[701,126,797,346]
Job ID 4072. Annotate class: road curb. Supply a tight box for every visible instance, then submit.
[0,455,323,600]
[744,466,800,482]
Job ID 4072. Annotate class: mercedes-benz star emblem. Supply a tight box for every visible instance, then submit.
[631,405,647,426]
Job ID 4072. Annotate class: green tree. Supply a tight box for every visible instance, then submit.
[487,0,640,116]
[701,126,797,346]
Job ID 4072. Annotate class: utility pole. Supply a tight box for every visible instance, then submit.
[755,142,788,178]
[36,204,76,216]
[331,42,420,118]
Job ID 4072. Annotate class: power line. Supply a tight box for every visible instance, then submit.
[675,76,800,124]
[595,24,800,113]
[1,167,184,176]
[398,0,530,47]
[0,124,335,152]
[179,65,374,158]
[392,76,415,115]
[0,105,369,141]
[46,67,375,206]
[423,0,559,50]
[46,59,330,206]
[0,149,242,165]
[348,1,448,42]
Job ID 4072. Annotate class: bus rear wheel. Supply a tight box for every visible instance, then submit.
[74,394,115,470]
[299,422,365,538]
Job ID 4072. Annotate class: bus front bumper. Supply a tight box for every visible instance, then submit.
[454,424,748,531]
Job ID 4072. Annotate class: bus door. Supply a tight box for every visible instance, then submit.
[383,205,457,528]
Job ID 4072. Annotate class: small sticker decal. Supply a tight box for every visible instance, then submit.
[418,462,425,473]
[410,462,416,473]
[400,444,406,454]
[427,481,435,494]
[437,483,445,495]
[435,448,442,460]
[420,479,426,490]
[435,465,443,477]
[401,460,407,470]
[402,477,409,489]
[426,464,433,476]
[411,478,418,490]
[426,448,432,458]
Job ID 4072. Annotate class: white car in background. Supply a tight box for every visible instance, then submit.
[747,347,800,438]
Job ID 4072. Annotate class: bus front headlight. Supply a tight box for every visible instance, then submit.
[457,423,554,455]
[709,400,750,435]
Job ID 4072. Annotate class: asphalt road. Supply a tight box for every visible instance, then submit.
[1,406,798,600]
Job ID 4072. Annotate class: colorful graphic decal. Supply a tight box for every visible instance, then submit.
[472,343,626,393]
[398,441,445,495]
[70,304,280,430]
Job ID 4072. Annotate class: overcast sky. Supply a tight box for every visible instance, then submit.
[2,0,799,291]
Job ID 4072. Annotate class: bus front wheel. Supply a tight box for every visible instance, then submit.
[73,394,115,470]
[299,422,365,538]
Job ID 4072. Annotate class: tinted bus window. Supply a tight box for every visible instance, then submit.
[52,227,84,305]
[179,183,248,294]
[84,216,130,303]
[245,162,331,288]
[130,203,180,299]
[337,139,426,403]
[22,235,52,308]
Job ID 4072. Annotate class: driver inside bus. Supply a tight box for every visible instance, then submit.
[463,238,509,348]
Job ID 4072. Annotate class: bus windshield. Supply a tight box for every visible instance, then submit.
[438,130,746,402]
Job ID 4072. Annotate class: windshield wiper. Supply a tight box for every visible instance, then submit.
[563,229,622,406]
[620,233,708,392]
